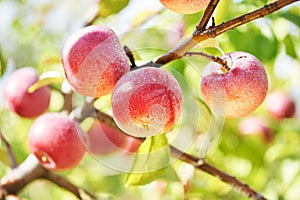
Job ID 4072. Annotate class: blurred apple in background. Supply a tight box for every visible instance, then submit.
[238,116,273,143]
[265,90,296,120]
[86,120,142,155]
[3,67,51,118]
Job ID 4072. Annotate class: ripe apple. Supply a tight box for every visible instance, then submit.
[265,90,296,119]
[62,25,130,97]
[238,116,273,142]
[3,67,51,118]
[28,112,87,170]
[86,120,142,155]
[111,67,183,138]
[200,51,268,118]
[159,0,210,14]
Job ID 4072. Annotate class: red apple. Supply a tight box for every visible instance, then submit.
[62,25,130,97]
[28,112,87,170]
[238,116,273,142]
[3,67,51,118]
[111,67,182,138]
[266,90,296,119]
[200,51,268,118]
[159,0,210,14]
[86,120,142,155]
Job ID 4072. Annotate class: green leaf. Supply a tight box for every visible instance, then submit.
[126,134,170,186]
[226,24,278,63]
[28,77,63,93]
[28,71,63,93]
[98,0,129,18]
[283,36,297,58]
[0,50,7,77]
[279,12,300,28]
[0,149,9,166]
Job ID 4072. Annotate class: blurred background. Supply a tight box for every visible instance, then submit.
[0,0,300,199]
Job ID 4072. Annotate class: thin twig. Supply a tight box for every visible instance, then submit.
[184,51,230,72]
[196,0,220,31]
[194,0,299,40]
[152,0,298,66]
[43,171,97,200]
[0,131,17,168]
[170,146,267,200]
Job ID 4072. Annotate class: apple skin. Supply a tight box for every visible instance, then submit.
[86,120,142,155]
[62,25,130,97]
[238,116,273,143]
[111,67,182,138]
[266,90,296,119]
[28,113,87,171]
[3,67,51,118]
[159,0,210,14]
[200,51,268,118]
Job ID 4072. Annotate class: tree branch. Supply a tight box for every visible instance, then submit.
[170,146,267,200]
[196,0,220,31]
[62,91,74,114]
[0,154,96,200]
[0,154,47,195]
[152,0,298,66]
[194,0,299,41]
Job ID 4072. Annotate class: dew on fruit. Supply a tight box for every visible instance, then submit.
[112,67,182,137]
[201,51,268,118]
[62,25,130,97]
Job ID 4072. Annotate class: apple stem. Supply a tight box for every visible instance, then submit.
[184,51,230,73]
[124,45,137,68]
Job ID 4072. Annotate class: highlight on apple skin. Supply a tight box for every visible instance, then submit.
[159,0,210,14]
[200,51,268,118]
[3,67,51,118]
[62,25,130,98]
[111,67,183,138]
[86,120,142,155]
[265,90,296,120]
[28,112,87,171]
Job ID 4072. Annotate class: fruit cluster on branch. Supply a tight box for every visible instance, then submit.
[1,0,299,200]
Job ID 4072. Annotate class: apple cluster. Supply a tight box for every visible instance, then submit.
[3,22,277,171]
[62,25,184,139]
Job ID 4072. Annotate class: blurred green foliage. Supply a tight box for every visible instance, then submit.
[98,0,129,17]
[0,0,300,199]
